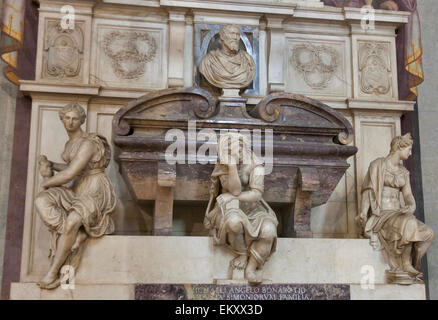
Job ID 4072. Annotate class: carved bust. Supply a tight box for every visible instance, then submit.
[199,25,256,90]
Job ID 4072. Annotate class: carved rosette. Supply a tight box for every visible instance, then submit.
[358,42,391,95]
[43,21,84,80]
[103,30,157,80]
[291,44,339,90]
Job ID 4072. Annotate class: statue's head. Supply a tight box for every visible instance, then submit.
[217,132,253,165]
[390,133,413,160]
[219,25,241,54]
[59,102,86,132]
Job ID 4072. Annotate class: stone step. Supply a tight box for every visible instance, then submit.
[26,236,389,285]
[10,283,426,300]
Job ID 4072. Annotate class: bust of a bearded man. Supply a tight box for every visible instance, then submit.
[199,25,256,90]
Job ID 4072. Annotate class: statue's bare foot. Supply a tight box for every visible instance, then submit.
[403,264,423,278]
[246,269,263,285]
[71,229,87,253]
[231,255,248,270]
[37,272,60,290]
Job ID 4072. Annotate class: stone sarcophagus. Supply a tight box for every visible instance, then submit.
[112,87,357,237]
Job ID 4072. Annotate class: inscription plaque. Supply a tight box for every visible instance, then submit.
[135,284,350,300]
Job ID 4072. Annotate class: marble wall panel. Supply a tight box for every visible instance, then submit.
[352,38,398,101]
[90,20,167,90]
[353,112,401,211]
[285,36,351,99]
[36,2,93,85]
[41,20,85,82]
[311,114,357,238]
[87,103,150,235]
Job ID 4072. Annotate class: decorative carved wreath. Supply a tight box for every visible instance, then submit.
[291,44,339,89]
[103,30,157,79]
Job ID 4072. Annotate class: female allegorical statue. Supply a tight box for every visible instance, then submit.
[357,133,434,284]
[204,133,278,285]
[36,102,116,289]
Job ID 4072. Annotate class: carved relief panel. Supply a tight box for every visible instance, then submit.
[42,20,84,81]
[102,30,157,80]
[286,37,350,98]
[354,40,397,100]
[91,22,167,91]
[358,42,391,97]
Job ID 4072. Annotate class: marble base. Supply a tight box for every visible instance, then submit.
[214,279,273,285]
[11,237,426,299]
[221,89,241,97]
[10,283,135,300]
[23,236,390,285]
[10,283,425,300]
[350,284,426,300]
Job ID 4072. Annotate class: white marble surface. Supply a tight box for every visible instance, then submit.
[10,282,426,300]
[24,236,389,285]
[17,0,416,286]
[10,283,135,300]
[350,284,426,300]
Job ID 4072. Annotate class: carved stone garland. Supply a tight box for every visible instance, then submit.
[103,30,157,80]
[291,44,339,90]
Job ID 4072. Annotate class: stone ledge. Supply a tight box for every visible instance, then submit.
[10,283,135,300]
[23,237,389,285]
[350,284,426,300]
[10,282,425,300]
[19,80,101,97]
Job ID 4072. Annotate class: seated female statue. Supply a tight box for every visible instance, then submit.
[358,133,434,284]
[204,133,278,284]
[35,102,116,289]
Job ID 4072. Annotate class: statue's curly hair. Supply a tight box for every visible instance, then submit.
[218,24,240,42]
[390,133,413,154]
[59,102,86,125]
